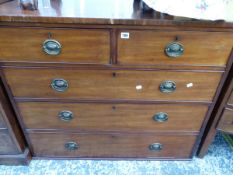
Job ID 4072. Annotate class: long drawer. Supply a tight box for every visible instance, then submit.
[28,132,196,158]
[217,108,233,134]
[118,30,233,66]
[18,102,208,132]
[4,68,222,102]
[0,28,110,64]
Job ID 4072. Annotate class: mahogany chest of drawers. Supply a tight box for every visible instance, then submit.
[0,0,233,162]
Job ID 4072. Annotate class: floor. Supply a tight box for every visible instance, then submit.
[0,132,232,175]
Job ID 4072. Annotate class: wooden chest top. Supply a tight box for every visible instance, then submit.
[0,0,232,29]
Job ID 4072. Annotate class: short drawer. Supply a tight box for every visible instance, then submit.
[18,102,208,132]
[217,108,233,134]
[0,28,110,64]
[0,130,20,154]
[4,68,222,102]
[28,133,196,158]
[118,30,233,66]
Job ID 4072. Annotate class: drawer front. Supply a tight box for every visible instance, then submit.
[0,28,110,64]
[4,69,222,101]
[0,112,7,129]
[18,102,208,132]
[217,108,233,134]
[118,30,233,66]
[28,133,196,158]
[227,90,233,106]
[0,130,19,154]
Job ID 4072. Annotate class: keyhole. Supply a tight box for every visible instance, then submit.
[175,35,180,41]
[112,72,117,77]
[48,32,52,39]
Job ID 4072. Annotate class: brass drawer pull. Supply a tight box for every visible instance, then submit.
[149,143,163,151]
[58,111,74,122]
[153,112,168,122]
[64,141,79,151]
[51,78,68,92]
[159,81,176,93]
[43,39,61,55]
[165,42,184,58]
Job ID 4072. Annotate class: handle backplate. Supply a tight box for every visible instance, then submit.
[165,42,184,58]
[159,81,176,93]
[149,143,163,151]
[153,112,168,122]
[51,78,68,92]
[64,141,79,151]
[43,39,61,55]
[58,111,74,122]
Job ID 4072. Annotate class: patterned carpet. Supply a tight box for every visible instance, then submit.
[0,132,232,175]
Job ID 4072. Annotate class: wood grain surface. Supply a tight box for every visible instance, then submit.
[4,68,222,102]
[118,30,233,67]
[0,27,110,64]
[28,132,196,158]
[17,102,208,132]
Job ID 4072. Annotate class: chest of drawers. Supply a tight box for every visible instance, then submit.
[0,0,233,161]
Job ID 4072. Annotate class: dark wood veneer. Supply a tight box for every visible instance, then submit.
[3,68,222,102]
[17,102,208,132]
[0,27,110,64]
[118,30,233,67]
[0,0,232,162]
[28,132,197,159]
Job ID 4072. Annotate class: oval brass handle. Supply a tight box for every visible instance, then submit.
[43,39,61,55]
[64,141,79,151]
[153,112,168,122]
[148,143,163,151]
[51,78,68,92]
[165,42,184,58]
[58,111,73,122]
[159,81,176,93]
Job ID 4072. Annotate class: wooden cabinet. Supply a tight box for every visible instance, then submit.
[217,108,233,133]
[0,0,232,162]
[216,81,233,134]
[198,62,233,157]
[0,80,30,165]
